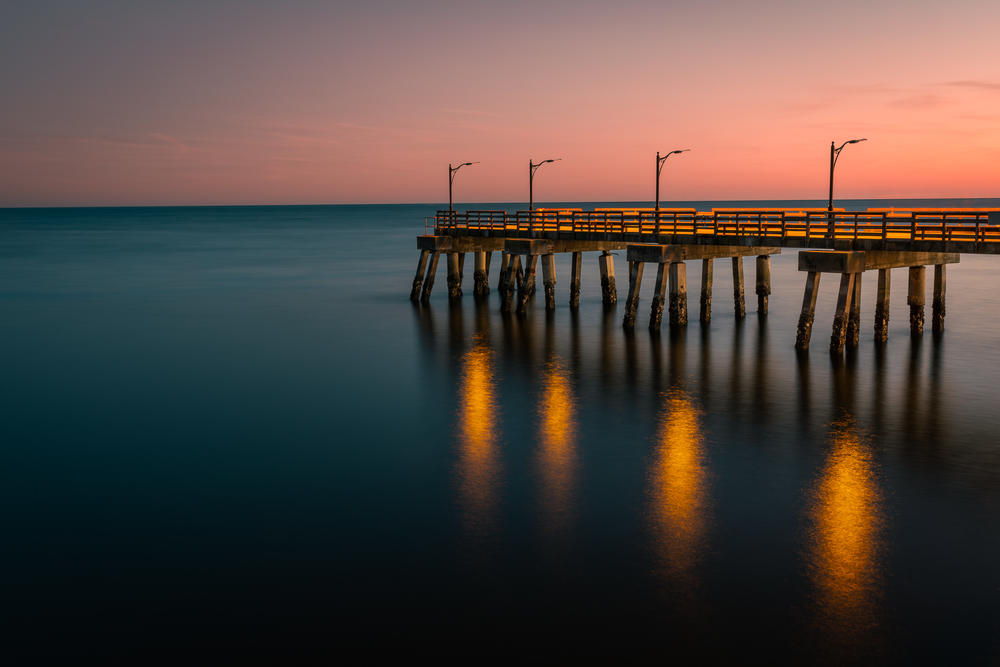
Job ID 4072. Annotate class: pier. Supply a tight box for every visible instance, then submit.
[411,207,1000,354]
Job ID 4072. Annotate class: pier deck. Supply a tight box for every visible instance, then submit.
[412,207,1000,355]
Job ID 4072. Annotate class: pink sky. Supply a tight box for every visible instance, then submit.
[1,0,998,205]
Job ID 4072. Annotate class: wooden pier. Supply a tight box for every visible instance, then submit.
[411,207,1000,354]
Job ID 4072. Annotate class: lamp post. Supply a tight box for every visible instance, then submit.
[655,149,690,211]
[529,158,561,211]
[449,161,478,212]
[827,139,866,213]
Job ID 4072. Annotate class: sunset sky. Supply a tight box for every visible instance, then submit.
[2,0,998,206]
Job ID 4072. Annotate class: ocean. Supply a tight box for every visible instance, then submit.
[1,200,998,661]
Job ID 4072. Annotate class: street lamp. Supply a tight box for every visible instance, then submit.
[449,161,478,212]
[827,139,866,213]
[655,149,690,211]
[529,158,561,211]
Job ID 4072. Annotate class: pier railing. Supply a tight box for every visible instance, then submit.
[433,208,1000,246]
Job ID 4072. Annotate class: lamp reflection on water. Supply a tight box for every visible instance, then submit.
[456,337,501,536]
[806,416,884,638]
[538,358,577,536]
[649,389,709,589]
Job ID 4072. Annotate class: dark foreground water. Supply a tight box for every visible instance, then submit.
[1,201,999,662]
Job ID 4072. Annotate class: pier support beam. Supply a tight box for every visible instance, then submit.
[447,252,462,300]
[732,257,746,320]
[669,261,688,327]
[421,252,441,303]
[908,266,926,335]
[649,262,667,331]
[830,273,857,355]
[410,249,429,302]
[599,251,617,305]
[501,256,518,312]
[933,264,946,334]
[874,269,890,343]
[847,273,862,348]
[623,260,644,329]
[755,255,771,316]
[795,271,821,351]
[497,252,511,295]
[473,251,489,299]
[569,252,582,309]
[458,252,466,284]
[542,254,557,311]
[517,255,538,313]
[700,258,713,324]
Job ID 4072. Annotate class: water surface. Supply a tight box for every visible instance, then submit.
[1,202,998,661]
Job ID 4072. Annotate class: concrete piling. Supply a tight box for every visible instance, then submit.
[599,251,617,305]
[649,262,667,331]
[517,255,538,313]
[669,261,688,327]
[497,252,510,295]
[932,264,946,334]
[569,251,582,309]
[755,255,771,316]
[501,256,519,312]
[541,254,557,311]
[622,260,644,329]
[732,256,746,320]
[847,272,862,348]
[410,249,429,302]
[420,251,441,303]
[447,252,462,300]
[908,266,926,335]
[458,252,466,283]
[794,271,821,350]
[830,273,856,355]
[473,251,489,299]
[700,258,713,324]
[874,268,890,343]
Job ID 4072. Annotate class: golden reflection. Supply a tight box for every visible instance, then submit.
[538,359,577,535]
[456,338,500,535]
[806,416,884,637]
[649,389,708,588]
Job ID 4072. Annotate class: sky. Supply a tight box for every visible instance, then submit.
[1,0,998,206]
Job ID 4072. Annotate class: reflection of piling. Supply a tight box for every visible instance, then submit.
[908,266,925,336]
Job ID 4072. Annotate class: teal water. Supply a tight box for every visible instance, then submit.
[1,201,998,661]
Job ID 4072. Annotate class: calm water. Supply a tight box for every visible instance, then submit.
[1,201,999,661]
